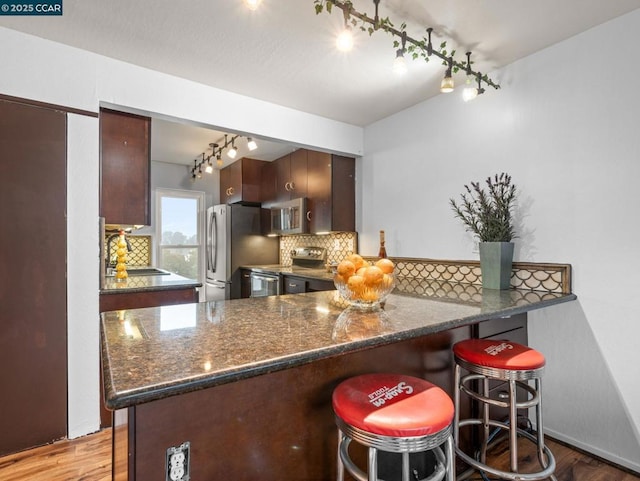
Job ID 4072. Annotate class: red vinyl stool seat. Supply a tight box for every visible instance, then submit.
[333,373,455,481]
[453,339,556,481]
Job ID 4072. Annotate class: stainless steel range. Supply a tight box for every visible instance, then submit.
[290,246,327,270]
[248,247,329,298]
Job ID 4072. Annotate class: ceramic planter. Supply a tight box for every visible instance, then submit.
[479,242,514,290]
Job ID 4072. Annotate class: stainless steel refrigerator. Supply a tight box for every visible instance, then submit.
[205,204,279,301]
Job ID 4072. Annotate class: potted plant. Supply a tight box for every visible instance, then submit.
[449,173,517,289]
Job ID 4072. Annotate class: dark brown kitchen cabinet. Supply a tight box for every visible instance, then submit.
[100,108,151,226]
[260,161,277,207]
[240,269,252,298]
[220,157,265,204]
[282,275,334,294]
[261,148,355,233]
[99,287,199,312]
[0,98,67,456]
[275,149,307,202]
[306,152,355,233]
[283,276,307,294]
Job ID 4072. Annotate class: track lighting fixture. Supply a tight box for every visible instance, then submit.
[440,58,454,93]
[243,0,261,11]
[462,53,479,102]
[314,0,500,97]
[227,138,238,159]
[393,31,407,75]
[205,147,214,173]
[190,134,258,180]
[336,6,353,51]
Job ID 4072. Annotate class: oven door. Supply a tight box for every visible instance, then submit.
[249,273,281,297]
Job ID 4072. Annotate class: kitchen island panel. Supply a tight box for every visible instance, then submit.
[117,327,469,481]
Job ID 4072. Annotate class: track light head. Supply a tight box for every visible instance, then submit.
[462,76,478,102]
[440,59,454,93]
[227,140,238,159]
[336,26,353,51]
[393,49,407,75]
[247,137,258,151]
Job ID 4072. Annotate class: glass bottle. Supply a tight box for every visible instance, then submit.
[378,230,387,259]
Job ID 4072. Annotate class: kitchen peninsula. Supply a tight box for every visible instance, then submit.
[101,261,575,481]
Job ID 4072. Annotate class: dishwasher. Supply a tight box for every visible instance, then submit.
[249,272,281,297]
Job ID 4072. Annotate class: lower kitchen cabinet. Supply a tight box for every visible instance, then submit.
[99,287,199,312]
[240,269,252,298]
[282,275,334,294]
[283,276,306,294]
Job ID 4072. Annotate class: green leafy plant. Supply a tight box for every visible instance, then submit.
[449,173,517,242]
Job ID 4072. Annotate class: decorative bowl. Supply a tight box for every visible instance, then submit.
[333,272,395,310]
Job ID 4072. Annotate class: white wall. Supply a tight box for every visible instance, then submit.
[360,10,640,471]
[66,114,100,438]
[0,26,363,439]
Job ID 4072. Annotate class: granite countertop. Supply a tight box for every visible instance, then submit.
[101,271,201,295]
[242,264,335,281]
[101,282,576,410]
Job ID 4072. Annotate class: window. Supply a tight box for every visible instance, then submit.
[155,189,205,282]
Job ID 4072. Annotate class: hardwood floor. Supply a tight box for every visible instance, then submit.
[0,429,637,481]
[0,430,110,481]
[463,437,640,481]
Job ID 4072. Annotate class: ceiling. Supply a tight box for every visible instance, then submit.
[2,0,639,165]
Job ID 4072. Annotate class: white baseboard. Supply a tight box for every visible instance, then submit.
[544,427,640,474]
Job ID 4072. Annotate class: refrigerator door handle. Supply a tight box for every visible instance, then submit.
[210,211,218,273]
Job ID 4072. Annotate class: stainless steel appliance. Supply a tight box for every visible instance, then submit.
[290,246,326,269]
[249,271,281,297]
[270,198,308,235]
[205,204,278,301]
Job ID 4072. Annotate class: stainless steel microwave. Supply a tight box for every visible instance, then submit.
[270,198,308,235]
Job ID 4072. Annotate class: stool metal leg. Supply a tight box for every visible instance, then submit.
[368,446,378,481]
[402,452,410,481]
[337,430,345,481]
[445,435,455,481]
[534,378,558,481]
[509,379,519,473]
[453,364,461,448]
[480,376,490,465]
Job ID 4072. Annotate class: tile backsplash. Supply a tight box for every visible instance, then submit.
[279,232,358,266]
[103,234,152,267]
[104,231,357,269]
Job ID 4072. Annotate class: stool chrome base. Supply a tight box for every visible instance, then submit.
[336,419,454,481]
[454,365,557,481]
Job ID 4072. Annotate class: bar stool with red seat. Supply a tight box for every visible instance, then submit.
[453,339,556,480]
[332,373,455,481]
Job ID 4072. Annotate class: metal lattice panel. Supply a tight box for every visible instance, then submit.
[364,257,571,295]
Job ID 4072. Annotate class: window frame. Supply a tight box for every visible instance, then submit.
[154,188,206,289]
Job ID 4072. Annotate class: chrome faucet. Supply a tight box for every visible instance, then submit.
[106,233,132,268]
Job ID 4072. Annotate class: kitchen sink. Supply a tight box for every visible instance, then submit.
[106,267,171,277]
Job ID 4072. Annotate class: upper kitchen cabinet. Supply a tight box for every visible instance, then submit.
[100,108,151,226]
[306,152,355,233]
[275,149,307,202]
[220,157,264,205]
